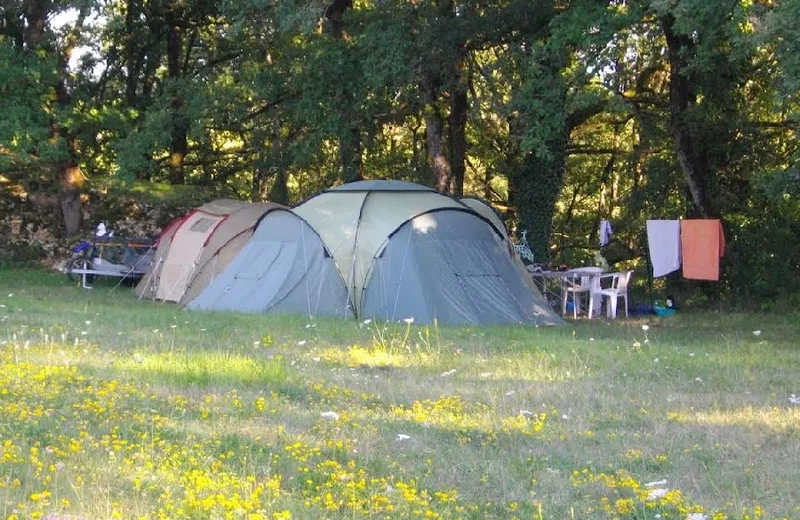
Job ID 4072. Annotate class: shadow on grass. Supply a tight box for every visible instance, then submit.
[115,351,293,389]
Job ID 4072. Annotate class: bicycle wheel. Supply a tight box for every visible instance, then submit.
[66,254,95,284]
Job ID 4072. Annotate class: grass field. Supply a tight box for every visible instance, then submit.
[0,269,798,520]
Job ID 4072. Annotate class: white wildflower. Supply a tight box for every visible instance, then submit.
[647,488,668,500]
[644,479,668,488]
[752,330,762,336]
[685,514,708,520]
[695,377,703,382]
[297,340,307,346]
[440,369,456,377]
[504,390,516,396]
[561,414,569,420]
[788,394,800,405]
[396,434,411,441]
[642,324,650,331]
[84,320,91,326]
[362,319,372,325]
[689,352,695,356]
[403,317,414,324]
[520,410,534,417]
[320,411,340,420]
[312,357,321,362]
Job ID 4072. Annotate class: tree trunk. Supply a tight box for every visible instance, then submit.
[166,17,187,184]
[251,130,268,201]
[339,126,362,183]
[268,169,289,205]
[324,0,362,184]
[510,132,568,263]
[662,14,716,218]
[422,77,451,193]
[508,53,570,263]
[23,0,85,236]
[425,104,451,193]
[59,159,83,236]
[125,0,141,107]
[449,61,468,196]
[22,0,47,50]
[267,119,289,204]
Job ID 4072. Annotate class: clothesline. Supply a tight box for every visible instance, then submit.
[646,219,725,281]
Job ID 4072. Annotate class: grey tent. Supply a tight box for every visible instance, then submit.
[292,180,562,326]
[186,209,351,318]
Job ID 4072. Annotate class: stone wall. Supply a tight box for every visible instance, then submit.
[0,186,200,268]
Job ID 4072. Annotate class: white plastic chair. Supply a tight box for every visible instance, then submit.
[598,271,632,319]
[562,268,602,319]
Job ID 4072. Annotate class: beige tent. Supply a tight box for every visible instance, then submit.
[136,199,271,302]
[134,216,184,299]
[292,180,562,325]
[180,202,282,305]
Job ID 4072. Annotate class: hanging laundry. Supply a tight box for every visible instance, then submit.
[646,220,681,278]
[681,219,725,281]
[599,219,614,247]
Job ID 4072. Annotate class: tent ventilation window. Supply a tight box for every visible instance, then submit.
[189,218,216,233]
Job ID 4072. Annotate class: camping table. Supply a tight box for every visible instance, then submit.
[530,267,605,317]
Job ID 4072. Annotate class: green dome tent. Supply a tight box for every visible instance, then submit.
[185,181,562,326]
[290,181,562,325]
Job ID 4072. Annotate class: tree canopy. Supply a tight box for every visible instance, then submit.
[1,0,798,305]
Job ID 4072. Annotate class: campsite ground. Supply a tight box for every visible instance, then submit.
[1,269,798,520]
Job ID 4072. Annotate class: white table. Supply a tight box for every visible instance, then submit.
[530,267,605,318]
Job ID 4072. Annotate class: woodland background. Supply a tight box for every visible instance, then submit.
[1,0,798,308]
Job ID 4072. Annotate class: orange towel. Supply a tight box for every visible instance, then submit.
[681,219,725,281]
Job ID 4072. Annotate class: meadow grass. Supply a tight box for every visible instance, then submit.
[0,269,798,519]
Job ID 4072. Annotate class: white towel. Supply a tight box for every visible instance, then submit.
[646,220,681,277]
[599,220,613,247]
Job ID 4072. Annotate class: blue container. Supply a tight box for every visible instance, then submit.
[653,305,676,317]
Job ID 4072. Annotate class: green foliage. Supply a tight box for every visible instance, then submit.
[0,0,798,306]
